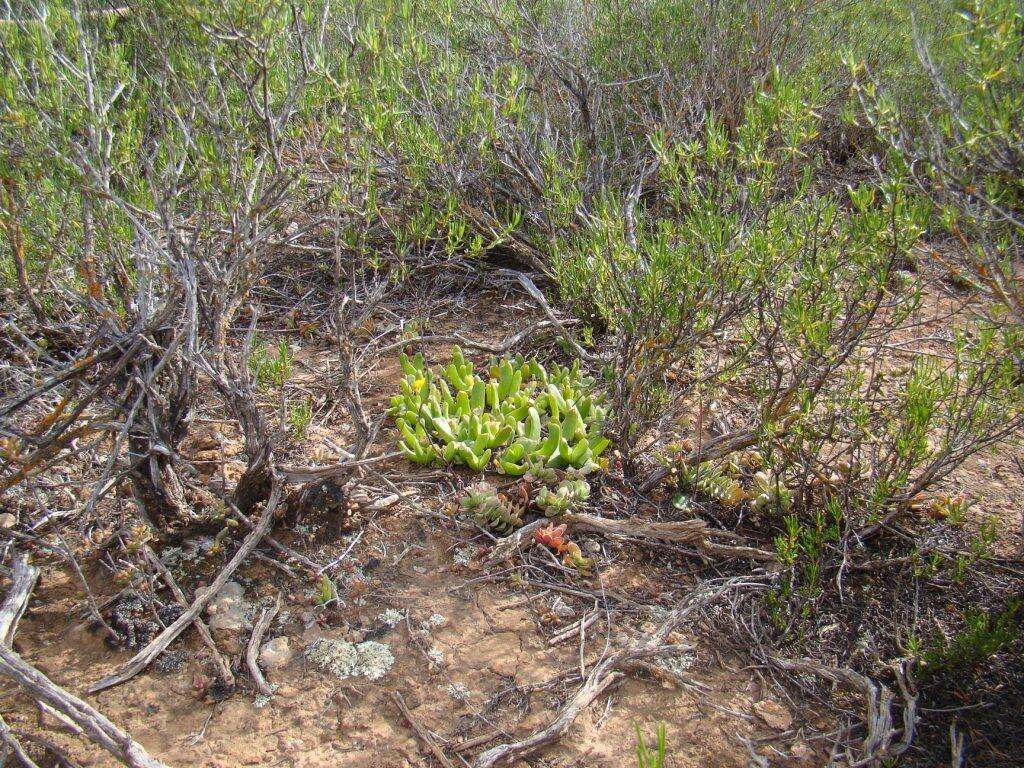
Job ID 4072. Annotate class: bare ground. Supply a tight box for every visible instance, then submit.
[1,278,1020,767]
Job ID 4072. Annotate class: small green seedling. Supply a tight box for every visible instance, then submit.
[635,722,667,768]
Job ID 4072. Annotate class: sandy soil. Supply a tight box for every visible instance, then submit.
[1,512,803,768]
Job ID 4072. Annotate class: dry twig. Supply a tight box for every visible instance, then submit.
[390,691,455,768]
[246,593,282,697]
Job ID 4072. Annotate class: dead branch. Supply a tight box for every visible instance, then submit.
[639,428,760,494]
[474,663,623,768]
[561,512,776,561]
[0,649,169,768]
[0,555,37,647]
[485,513,774,566]
[7,725,84,768]
[376,319,575,357]
[246,593,282,697]
[485,519,546,565]
[89,479,283,693]
[228,506,324,573]
[770,657,917,767]
[279,451,401,484]
[506,272,597,363]
[0,712,42,768]
[548,610,607,647]
[143,546,233,689]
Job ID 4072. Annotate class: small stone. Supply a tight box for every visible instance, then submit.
[549,596,574,619]
[752,699,793,730]
[211,581,245,603]
[259,637,293,670]
[206,581,250,654]
[0,514,16,529]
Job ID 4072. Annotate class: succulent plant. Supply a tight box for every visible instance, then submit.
[560,541,592,572]
[675,462,745,507]
[749,471,793,512]
[458,482,524,533]
[535,478,590,517]
[389,347,610,474]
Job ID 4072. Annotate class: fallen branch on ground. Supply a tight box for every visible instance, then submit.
[485,513,774,566]
[0,712,43,768]
[472,578,762,768]
[143,546,234,690]
[508,272,597,364]
[562,512,775,561]
[769,657,917,767]
[390,691,456,768]
[279,451,401,483]
[376,319,577,357]
[246,593,282,697]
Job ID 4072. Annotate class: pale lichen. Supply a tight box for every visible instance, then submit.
[446,682,470,701]
[305,638,394,681]
[355,640,395,680]
[377,608,406,628]
[453,546,474,567]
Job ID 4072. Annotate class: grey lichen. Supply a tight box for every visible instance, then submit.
[306,637,358,678]
[446,682,470,701]
[356,640,395,680]
[453,546,474,567]
[377,608,406,628]
[305,638,395,681]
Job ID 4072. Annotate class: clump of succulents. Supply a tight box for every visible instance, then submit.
[534,522,593,571]
[671,450,792,512]
[390,347,610,474]
[675,463,746,508]
[749,471,793,512]
[458,482,524,533]
[535,477,590,517]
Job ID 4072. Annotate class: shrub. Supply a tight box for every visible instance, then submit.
[857,0,1024,325]
[921,602,1022,677]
